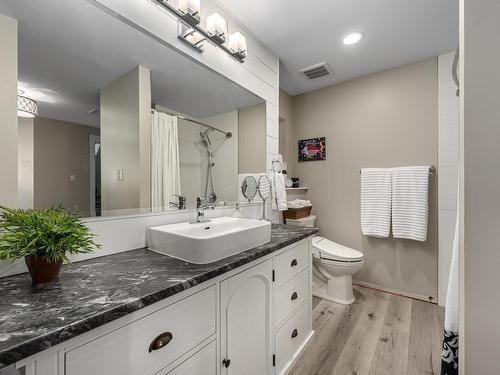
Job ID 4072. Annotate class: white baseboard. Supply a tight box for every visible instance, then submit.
[353,281,436,304]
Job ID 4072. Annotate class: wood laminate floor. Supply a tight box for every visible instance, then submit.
[289,285,444,375]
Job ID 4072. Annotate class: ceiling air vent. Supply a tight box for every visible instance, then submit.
[300,62,331,80]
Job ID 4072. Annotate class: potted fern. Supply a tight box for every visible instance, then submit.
[0,206,100,284]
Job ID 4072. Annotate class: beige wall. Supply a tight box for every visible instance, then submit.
[100,66,151,215]
[291,58,438,299]
[18,117,34,209]
[0,14,18,207]
[238,103,266,173]
[461,0,500,371]
[33,117,99,217]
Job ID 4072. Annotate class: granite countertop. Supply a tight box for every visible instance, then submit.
[0,224,318,368]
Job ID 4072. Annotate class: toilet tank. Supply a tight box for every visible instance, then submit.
[285,215,316,227]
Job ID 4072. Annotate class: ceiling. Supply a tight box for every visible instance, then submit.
[0,0,263,127]
[219,0,459,95]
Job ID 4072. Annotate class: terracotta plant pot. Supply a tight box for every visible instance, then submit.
[25,255,63,284]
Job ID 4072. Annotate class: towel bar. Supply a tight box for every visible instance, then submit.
[359,165,436,175]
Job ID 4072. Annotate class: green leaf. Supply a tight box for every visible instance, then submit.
[0,206,100,262]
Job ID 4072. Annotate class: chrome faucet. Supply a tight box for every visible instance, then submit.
[169,194,187,210]
[192,196,215,223]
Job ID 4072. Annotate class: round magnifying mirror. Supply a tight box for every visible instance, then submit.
[257,175,271,220]
[258,175,271,201]
[241,176,258,202]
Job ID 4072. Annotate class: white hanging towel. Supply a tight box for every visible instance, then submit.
[360,168,392,238]
[391,166,430,241]
[268,171,287,211]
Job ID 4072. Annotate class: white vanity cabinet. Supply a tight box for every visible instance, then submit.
[65,286,217,375]
[273,241,313,375]
[220,259,274,375]
[12,239,313,375]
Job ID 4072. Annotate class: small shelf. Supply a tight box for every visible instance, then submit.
[285,187,309,191]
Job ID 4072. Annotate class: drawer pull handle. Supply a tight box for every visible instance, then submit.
[291,329,299,339]
[290,259,298,267]
[291,292,298,301]
[222,358,231,368]
[148,332,173,353]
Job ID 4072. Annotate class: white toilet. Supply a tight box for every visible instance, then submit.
[311,236,364,305]
[286,215,364,305]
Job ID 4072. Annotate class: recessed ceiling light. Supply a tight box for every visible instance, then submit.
[343,32,363,45]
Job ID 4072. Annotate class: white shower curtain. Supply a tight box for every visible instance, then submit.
[151,111,181,212]
[441,183,459,375]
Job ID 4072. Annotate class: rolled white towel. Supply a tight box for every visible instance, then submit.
[287,199,311,208]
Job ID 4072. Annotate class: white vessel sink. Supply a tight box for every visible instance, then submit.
[147,217,272,264]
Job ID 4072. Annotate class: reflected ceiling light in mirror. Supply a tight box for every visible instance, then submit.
[227,32,247,60]
[177,0,200,24]
[18,81,57,104]
[343,31,363,45]
[17,95,38,118]
[206,12,226,43]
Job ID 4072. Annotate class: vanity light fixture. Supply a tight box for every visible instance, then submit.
[17,95,38,118]
[227,32,247,60]
[181,27,206,50]
[177,0,201,25]
[153,0,247,62]
[343,31,363,45]
[206,12,227,43]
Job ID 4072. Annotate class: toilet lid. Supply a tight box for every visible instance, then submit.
[312,236,364,262]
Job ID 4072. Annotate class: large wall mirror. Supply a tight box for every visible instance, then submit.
[1,0,266,218]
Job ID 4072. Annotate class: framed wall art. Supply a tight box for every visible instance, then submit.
[298,137,326,162]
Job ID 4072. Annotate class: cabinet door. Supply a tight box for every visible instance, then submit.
[220,259,274,375]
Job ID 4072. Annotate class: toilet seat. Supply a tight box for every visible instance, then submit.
[312,236,364,262]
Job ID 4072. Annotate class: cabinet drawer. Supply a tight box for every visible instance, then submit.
[274,241,308,285]
[275,268,308,327]
[275,302,309,372]
[66,286,216,375]
[160,341,216,375]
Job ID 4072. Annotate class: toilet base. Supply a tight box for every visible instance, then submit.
[313,290,355,305]
[312,273,356,305]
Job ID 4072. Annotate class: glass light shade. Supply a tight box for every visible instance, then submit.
[206,13,226,37]
[227,32,247,55]
[184,29,205,46]
[178,0,200,15]
[17,95,38,118]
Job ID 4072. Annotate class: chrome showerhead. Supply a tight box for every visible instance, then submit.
[200,128,212,148]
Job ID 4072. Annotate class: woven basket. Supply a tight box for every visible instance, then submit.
[283,206,312,221]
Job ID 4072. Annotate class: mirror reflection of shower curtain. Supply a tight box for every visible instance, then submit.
[151,111,181,212]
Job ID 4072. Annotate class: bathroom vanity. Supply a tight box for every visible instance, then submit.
[0,225,318,375]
